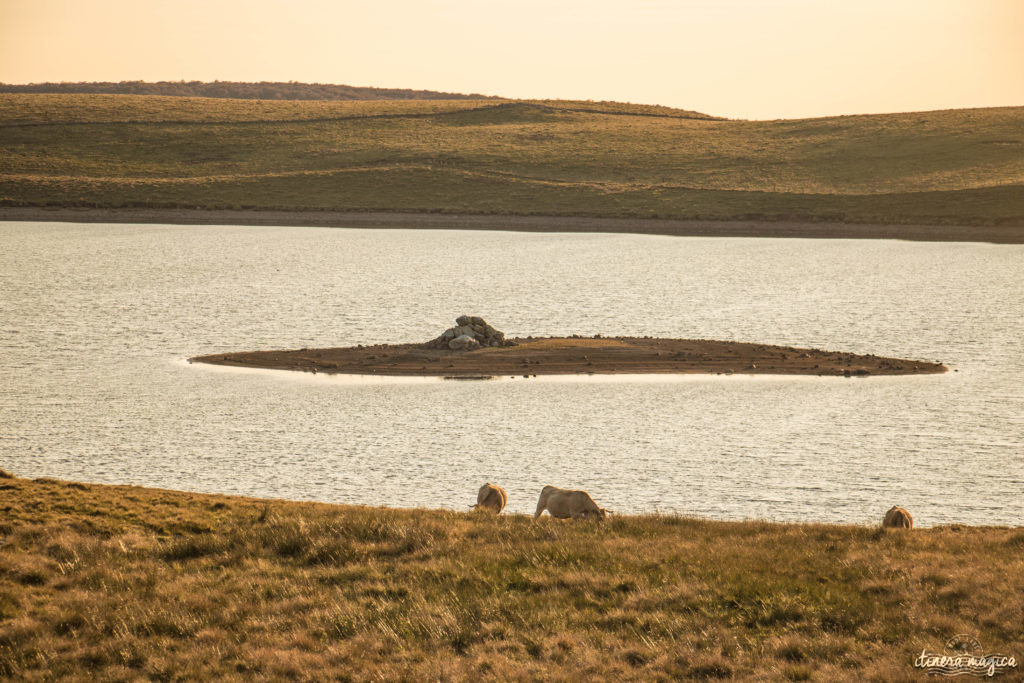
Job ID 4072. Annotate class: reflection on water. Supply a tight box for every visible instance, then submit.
[1,222,1022,526]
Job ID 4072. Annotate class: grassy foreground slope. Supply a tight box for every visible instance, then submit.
[1,474,1021,680]
[0,94,1022,228]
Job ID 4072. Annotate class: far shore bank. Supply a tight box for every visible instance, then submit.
[3,206,1023,243]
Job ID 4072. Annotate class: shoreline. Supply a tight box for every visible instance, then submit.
[0,472,1014,529]
[3,206,1023,243]
[189,336,949,378]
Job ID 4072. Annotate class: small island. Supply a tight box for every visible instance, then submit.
[190,316,947,378]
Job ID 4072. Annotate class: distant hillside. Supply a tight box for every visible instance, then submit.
[0,80,497,101]
[0,94,1021,230]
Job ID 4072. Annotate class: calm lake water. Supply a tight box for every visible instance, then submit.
[2,221,1022,526]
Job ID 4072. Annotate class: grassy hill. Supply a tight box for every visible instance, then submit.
[1,473,1021,679]
[0,80,497,101]
[1,93,1022,228]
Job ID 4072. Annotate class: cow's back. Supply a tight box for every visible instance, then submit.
[883,506,913,528]
[541,487,598,518]
[477,483,507,513]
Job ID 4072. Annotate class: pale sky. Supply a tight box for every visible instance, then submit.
[1,0,1021,120]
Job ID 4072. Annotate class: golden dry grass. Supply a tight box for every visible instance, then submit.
[1,473,1021,680]
[1,94,1021,227]
[0,93,495,126]
[0,94,714,126]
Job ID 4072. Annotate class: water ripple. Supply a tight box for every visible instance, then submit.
[1,222,1022,526]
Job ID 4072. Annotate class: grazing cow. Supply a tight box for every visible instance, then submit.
[471,483,507,513]
[883,505,914,529]
[533,485,607,521]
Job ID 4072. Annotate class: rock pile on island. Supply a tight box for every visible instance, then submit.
[425,316,517,351]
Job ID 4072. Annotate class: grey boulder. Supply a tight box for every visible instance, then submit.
[448,334,481,351]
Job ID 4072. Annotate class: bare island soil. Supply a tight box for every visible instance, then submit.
[190,337,948,378]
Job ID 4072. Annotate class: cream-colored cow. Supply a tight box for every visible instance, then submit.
[533,485,606,521]
[471,483,507,513]
[882,505,913,529]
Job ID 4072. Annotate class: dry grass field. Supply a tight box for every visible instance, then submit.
[1,94,1021,228]
[1,472,1021,680]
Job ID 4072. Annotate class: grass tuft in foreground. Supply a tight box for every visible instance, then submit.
[0,475,1020,679]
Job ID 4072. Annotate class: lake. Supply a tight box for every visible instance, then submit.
[1,221,1022,526]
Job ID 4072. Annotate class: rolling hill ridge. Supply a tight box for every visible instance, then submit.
[1,92,1021,232]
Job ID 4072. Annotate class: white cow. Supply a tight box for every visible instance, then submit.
[533,485,607,521]
[882,505,913,529]
[471,483,507,513]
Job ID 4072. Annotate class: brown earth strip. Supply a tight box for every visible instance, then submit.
[2,206,1023,244]
[190,337,948,378]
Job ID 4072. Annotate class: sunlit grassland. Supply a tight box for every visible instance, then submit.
[1,94,1022,226]
[0,94,718,126]
[0,94,501,126]
[1,473,1021,680]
